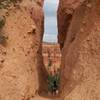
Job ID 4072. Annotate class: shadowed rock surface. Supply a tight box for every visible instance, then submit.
[58,0,100,100]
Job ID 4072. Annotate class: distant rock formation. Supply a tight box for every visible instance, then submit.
[42,42,61,71]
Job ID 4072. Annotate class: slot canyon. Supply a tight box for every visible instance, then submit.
[0,0,100,100]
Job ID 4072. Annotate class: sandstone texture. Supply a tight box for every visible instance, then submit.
[58,0,100,100]
[0,0,100,100]
[0,0,46,100]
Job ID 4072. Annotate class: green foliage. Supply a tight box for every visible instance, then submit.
[10,0,22,4]
[0,0,22,9]
[0,0,10,9]
[10,0,17,3]
[47,72,60,93]
[0,16,7,46]
[10,0,22,5]
[0,33,7,45]
[0,16,5,29]
[48,59,52,67]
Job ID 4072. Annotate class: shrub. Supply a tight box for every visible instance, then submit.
[0,16,7,46]
[0,0,10,9]
[0,33,7,45]
[10,0,22,4]
[10,0,17,3]
[0,0,22,9]
[0,16,5,29]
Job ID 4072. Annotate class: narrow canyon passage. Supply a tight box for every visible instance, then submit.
[0,0,100,100]
[39,0,61,98]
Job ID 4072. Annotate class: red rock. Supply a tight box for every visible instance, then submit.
[58,0,100,100]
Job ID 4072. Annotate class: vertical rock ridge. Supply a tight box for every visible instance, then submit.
[0,0,46,100]
[58,0,100,100]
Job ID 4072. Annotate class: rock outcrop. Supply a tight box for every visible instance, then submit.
[0,0,46,100]
[58,0,100,100]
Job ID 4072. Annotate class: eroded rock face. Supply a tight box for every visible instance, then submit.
[57,0,85,49]
[58,0,100,100]
[0,0,45,100]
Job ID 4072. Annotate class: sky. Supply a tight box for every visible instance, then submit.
[43,0,59,43]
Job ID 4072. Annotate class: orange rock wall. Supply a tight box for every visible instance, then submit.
[58,0,100,100]
[0,0,45,100]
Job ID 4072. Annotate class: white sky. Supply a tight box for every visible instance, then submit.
[43,0,59,43]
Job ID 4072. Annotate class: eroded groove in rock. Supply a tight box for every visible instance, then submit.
[58,0,100,100]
